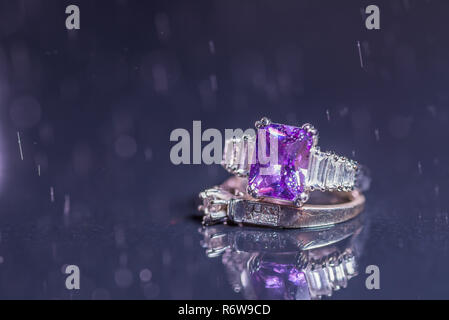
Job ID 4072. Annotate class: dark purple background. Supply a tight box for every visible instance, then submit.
[0,0,448,299]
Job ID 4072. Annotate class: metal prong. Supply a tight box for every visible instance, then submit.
[209,199,228,206]
[255,117,271,129]
[206,246,230,258]
[301,123,318,136]
[294,198,303,207]
[294,193,309,207]
[247,185,258,198]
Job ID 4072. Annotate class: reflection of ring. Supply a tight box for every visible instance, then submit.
[199,215,366,299]
[200,213,364,256]
[222,117,370,207]
[199,176,365,228]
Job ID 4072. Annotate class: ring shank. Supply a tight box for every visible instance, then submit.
[217,177,365,229]
[228,190,365,229]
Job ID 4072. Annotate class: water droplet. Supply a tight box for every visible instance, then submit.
[139,269,152,282]
[374,128,380,141]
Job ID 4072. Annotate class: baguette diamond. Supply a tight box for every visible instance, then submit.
[222,135,255,177]
[306,150,357,191]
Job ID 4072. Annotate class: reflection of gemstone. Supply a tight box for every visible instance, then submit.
[248,253,358,300]
[288,268,305,286]
[250,261,310,300]
[248,124,314,201]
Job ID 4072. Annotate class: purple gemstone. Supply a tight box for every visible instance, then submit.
[248,123,314,201]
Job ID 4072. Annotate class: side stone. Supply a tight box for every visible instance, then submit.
[307,150,357,191]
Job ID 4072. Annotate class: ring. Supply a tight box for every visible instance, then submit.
[222,117,370,207]
[199,176,365,228]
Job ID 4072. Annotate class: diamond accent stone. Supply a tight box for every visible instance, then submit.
[243,202,280,227]
[222,135,255,177]
[325,158,337,189]
[307,150,357,191]
[343,162,356,188]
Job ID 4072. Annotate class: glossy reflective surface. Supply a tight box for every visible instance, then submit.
[0,0,449,299]
[199,216,366,300]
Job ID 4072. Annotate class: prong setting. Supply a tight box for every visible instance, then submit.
[255,117,271,129]
[302,123,319,147]
[301,123,318,136]
[247,185,258,198]
[293,192,309,207]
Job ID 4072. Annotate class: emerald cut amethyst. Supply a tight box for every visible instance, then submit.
[248,123,314,201]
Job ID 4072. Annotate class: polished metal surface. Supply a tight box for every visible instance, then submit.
[200,214,364,254]
[229,192,365,228]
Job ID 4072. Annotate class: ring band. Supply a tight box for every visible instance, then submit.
[199,176,365,228]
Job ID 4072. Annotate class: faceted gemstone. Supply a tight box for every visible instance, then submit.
[307,152,319,187]
[222,136,255,176]
[324,160,337,189]
[334,161,345,188]
[343,162,356,188]
[237,136,255,175]
[307,151,328,189]
[308,151,356,191]
[248,124,314,201]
